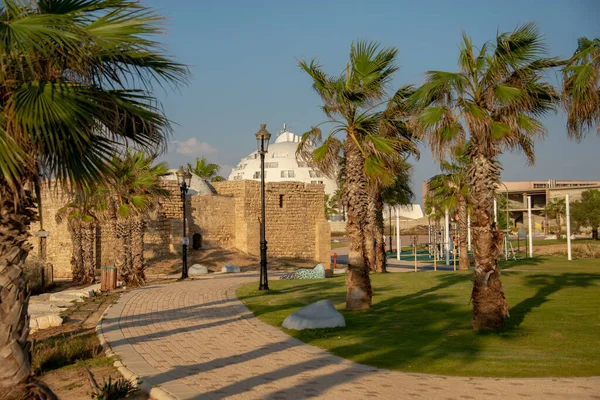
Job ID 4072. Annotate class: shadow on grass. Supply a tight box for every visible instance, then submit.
[507,272,600,329]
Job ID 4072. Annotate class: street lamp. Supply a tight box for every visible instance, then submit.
[176,166,192,279]
[255,124,271,291]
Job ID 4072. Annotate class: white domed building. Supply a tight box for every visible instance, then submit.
[228,125,338,195]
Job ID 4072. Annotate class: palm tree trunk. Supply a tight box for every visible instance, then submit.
[364,191,377,272]
[556,215,561,236]
[468,154,508,330]
[131,215,146,287]
[374,192,387,273]
[0,182,35,388]
[69,220,84,284]
[115,218,131,285]
[81,221,96,284]
[344,136,372,310]
[458,195,469,270]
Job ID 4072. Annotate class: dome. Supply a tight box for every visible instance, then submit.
[228,125,338,195]
[162,169,216,195]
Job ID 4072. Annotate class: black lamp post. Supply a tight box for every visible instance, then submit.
[176,166,192,279]
[255,124,271,291]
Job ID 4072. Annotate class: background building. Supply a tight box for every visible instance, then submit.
[228,124,338,196]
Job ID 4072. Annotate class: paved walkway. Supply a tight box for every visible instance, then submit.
[99,274,599,399]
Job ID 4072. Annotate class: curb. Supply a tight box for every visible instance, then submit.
[95,292,179,400]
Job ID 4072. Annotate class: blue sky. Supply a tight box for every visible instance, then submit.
[145,0,599,204]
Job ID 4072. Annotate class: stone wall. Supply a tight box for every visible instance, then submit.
[213,181,331,265]
[29,179,330,279]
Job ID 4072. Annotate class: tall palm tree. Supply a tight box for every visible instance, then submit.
[428,145,470,270]
[187,157,223,182]
[0,0,187,392]
[410,23,559,330]
[562,37,600,140]
[298,41,412,309]
[108,151,169,286]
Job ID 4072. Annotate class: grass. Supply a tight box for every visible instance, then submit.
[32,331,109,373]
[330,241,347,249]
[509,238,597,247]
[237,256,600,377]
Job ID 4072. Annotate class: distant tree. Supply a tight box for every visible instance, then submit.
[542,198,566,235]
[324,194,339,219]
[187,157,222,181]
[571,189,600,240]
[562,37,600,140]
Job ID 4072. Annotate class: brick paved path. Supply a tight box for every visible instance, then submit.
[100,274,599,399]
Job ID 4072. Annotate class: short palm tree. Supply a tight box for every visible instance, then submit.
[188,157,223,182]
[542,197,566,235]
[108,151,169,287]
[428,145,470,270]
[56,188,101,284]
[0,0,187,392]
[298,41,412,309]
[410,23,559,330]
[562,37,600,140]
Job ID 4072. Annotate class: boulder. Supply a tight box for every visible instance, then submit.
[282,299,345,330]
[280,264,326,280]
[189,264,209,275]
[221,263,241,273]
[30,314,63,333]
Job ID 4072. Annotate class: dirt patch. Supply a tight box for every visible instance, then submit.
[147,247,318,276]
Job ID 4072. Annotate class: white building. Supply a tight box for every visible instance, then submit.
[228,125,338,195]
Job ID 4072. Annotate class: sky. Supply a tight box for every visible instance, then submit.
[144,0,599,205]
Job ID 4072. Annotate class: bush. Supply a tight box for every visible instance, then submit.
[92,377,138,400]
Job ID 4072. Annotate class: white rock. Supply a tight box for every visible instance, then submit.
[30,314,63,333]
[189,264,209,275]
[282,299,345,330]
[544,235,558,240]
[221,263,240,273]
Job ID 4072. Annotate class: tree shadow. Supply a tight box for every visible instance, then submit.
[506,272,600,329]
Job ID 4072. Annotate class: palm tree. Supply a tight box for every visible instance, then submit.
[410,23,559,330]
[108,151,169,287]
[542,198,566,235]
[56,188,101,284]
[188,157,223,182]
[0,0,187,392]
[562,37,600,140]
[378,166,415,272]
[298,41,412,309]
[428,146,470,270]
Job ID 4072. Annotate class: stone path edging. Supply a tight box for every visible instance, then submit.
[97,274,600,400]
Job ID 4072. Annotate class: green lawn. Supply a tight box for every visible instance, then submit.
[509,238,597,247]
[330,241,347,249]
[237,256,600,377]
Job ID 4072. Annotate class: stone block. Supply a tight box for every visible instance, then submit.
[189,264,209,275]
[30,314,63,332]
[221,263,240,273]
[282,299,345,330]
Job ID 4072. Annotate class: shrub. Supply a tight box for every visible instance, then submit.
[92,377,138,400]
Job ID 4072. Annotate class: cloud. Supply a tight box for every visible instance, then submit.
[170,138,217,156]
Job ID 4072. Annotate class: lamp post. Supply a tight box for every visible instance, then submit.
[255,124,271,290]
[176,166,192,279]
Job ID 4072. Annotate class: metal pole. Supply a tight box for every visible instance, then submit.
[467,212,471,252]
[493,198,498,224]
[566,195,572,261]
[388,207,392,253]
[181,183,188,279]
[259,149,269,290]
[396,207,401,261]
[527,196,533,258]
[445,207,450,265]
